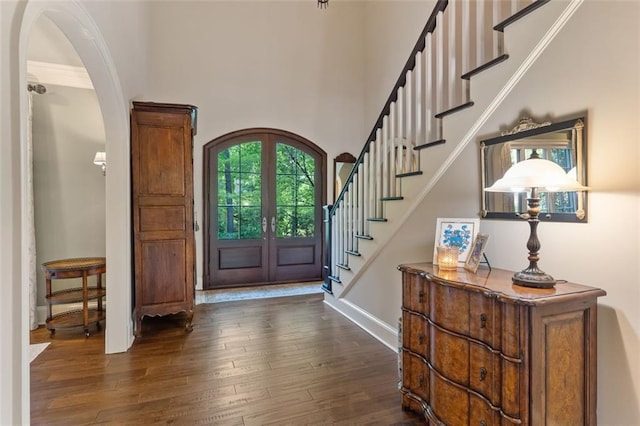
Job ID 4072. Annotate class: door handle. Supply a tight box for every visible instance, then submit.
[271,216,276,233]
[262,217,267,233]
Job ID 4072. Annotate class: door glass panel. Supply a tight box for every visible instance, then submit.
[275,143,316,238]
[217,141,262,239]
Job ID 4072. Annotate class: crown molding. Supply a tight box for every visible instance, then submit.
[27,60,94,90]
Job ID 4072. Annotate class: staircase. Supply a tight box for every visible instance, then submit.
[323,0,585,344]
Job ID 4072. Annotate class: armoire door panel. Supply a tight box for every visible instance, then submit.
[139,206,186,232]
[131,102,196,336]
[139,240,187,305]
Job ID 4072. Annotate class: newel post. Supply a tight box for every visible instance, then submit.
[322,204,333,294]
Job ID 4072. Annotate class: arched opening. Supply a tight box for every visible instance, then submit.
[18,2,132,420]
[203,128,326,289]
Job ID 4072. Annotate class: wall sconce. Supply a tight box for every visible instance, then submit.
[93,151,106,176]
[485,155,588,288]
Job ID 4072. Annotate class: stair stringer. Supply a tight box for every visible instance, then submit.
[324,0,585,350]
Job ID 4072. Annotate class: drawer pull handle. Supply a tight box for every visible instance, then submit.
[480,421,487,426]
[418,334,424,345]
[418,290,424,303]
[419,375,424,387]
[479,367,487,381]
[480,313,487,328]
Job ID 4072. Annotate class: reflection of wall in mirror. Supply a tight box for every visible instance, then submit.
[485,142,514,212]
[336,162,354,197]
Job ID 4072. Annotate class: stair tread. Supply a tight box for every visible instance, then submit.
[494,0,550,32]
[397,171,423,178]
[355,234,373,240]
[345,250,361,256]
[336,264,351,271]
[461,54,509,80]
[367,217,388,222]
[381,196,404,201]
[435,101,474,119]
[414,139,445,151]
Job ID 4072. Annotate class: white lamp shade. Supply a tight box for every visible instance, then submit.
[93,151,106,165]
[485,158,589,193]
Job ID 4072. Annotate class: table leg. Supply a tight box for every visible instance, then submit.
[83,271,89,337]
[97,272,103,313]
[46,277,54,336]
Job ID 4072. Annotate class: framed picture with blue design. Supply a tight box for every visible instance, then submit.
[433,218,480,266]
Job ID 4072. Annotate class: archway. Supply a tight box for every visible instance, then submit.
[17,1,132,420]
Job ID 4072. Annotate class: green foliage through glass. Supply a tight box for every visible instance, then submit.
[275,143,315,238]
[217,142,262,239]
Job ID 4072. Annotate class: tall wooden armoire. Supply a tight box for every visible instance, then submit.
[131,101,197,336]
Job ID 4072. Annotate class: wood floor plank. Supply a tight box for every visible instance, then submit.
[31,293,424,424]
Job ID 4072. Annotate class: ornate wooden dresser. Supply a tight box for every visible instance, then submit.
[398,262,606,425]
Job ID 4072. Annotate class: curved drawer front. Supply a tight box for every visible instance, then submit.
[470,342,501,406]
[470,392,522,426]
[469,392,501,426]
[402,311,429,356]
[430,326,469,384]
[501,357,522,419]
[402,351,429,402]
[403,271,429,315]
[430,371,469,425]
[469,291,501,349]
[430,279,469,335]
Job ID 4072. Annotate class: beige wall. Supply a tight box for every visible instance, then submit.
[145,0,369,288]
[362,0,436,127]
[31,84,106,303]
[349,1,640,424]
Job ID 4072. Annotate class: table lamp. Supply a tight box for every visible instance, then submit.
[484,154,588,288]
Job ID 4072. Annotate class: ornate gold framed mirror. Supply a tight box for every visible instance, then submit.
[480,116,587,222]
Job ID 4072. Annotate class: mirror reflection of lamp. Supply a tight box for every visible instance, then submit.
[485,157,589,289]
[93,151,106,176]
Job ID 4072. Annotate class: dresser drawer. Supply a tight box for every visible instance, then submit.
[402,311,429,356]
[430,279,469,335]
[430,326,469,384]
[469,342,501,405]
[469,291,501,349]
[469,392,501,426]
[430,370,469,425]
[403,272,429,315]
[501,358,521,420]
[402,350,429,402]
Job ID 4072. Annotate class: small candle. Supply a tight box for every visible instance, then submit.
[437,246,459,270]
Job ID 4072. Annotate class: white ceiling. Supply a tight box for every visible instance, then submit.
[27,15,92,89]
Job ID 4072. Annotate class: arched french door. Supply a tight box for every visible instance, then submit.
[203,129,326,289]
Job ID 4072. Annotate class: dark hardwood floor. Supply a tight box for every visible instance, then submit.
[30,293,424,425]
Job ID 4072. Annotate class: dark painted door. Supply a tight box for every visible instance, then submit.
[204,129,325,288]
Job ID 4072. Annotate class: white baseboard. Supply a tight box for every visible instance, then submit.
[323,294,399,353]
